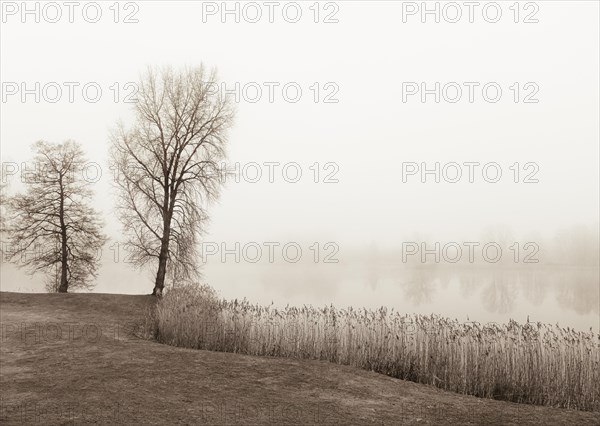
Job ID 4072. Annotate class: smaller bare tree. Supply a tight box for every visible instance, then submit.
[5,141,106,292]
[0,181,7,260]
[0,181,7,234]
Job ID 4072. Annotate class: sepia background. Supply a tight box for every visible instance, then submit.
[1,1,598,332]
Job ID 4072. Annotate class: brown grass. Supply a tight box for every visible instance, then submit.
[2,291,599,425]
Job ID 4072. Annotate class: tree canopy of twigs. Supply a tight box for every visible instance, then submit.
[110,65,235,296]
[5,141,106,292]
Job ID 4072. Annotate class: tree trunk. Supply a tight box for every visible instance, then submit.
[153,190,174,297]
[58,180,68,293]
[152,234,170,297]
[58,237,68,293]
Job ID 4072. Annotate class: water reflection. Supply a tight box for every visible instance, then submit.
[392,265,599,317]
[204,226,600,331]
[207,261,599,332]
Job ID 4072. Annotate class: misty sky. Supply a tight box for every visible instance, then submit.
[1,1,599,314]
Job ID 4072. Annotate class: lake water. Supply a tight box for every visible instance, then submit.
[2,254,598,333]
[205,261,599,333]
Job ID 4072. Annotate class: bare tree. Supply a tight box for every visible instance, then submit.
[0,181,7,260]
[0,181,7,234]
[5,141,106,292]
[110,65,234,296]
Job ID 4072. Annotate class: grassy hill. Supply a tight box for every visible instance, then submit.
[1,292,598,425]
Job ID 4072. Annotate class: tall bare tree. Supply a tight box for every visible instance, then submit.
[5,141,106,292]
[110,66,234,296]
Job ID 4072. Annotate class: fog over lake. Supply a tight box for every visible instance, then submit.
[3,230,598,332]
[1,2,598,333]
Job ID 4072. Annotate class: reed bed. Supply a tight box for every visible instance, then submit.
[154,285,600,411]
